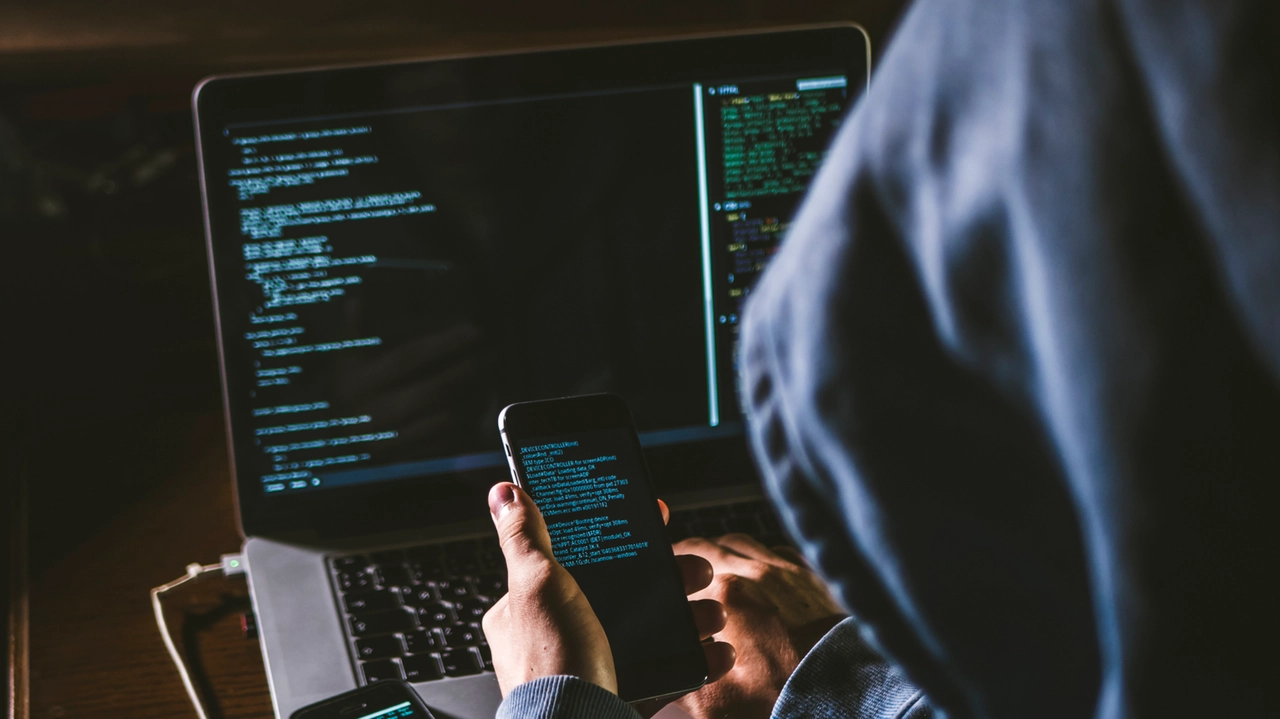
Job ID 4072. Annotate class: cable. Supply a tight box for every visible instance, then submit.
[151,557,243,719]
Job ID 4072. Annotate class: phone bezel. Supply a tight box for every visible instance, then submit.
[498,393,710,702]
[289,679,432,719]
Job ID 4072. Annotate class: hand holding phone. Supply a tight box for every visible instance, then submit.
[490,394,735,705]
[483,483,736,708]
[482,481,623,694]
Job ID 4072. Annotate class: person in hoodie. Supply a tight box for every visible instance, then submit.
[480,1,1280,717]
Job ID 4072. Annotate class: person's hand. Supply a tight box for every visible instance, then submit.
[481,483,736,710]
[673,534,847,719]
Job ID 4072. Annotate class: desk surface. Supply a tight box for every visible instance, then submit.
[27,412,274,719]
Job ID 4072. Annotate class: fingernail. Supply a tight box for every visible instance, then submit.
[488,483,517,520]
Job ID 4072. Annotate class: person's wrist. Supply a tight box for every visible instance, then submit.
[794,613,848,656]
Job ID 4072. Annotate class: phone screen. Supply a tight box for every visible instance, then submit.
[289,681,434,719]
[354,703,420,719]
[511,427,701,675]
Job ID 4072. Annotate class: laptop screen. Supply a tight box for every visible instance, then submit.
[196,27,869,535]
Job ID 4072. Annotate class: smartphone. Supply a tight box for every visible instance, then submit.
[290,680,434,719]
[498,393,709,703]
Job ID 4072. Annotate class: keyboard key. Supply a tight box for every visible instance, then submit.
[333,555,369,571]
[435,580,473,599]
[344,590,399,613]
[445,553,481,574]
[349,610,416,637]
[477,644,494,671]
[369,549,405,565]
[375,565,410,588]
[759,514,782,534]
[665,523,691,542]
[362,659,403,683]
[479,550,505,571]
[401,585,439,606]
[724,516,763,535]
[758,533,788,548]
[338,571,373,593]
[730,500,766,516]
[408,560,447,583]
[670,510,696,525]
[402,654,443,682]
[690,520,725,538]
[355,635,403,660]
[403,630,443,654]
[474,573,507,597]
[405,544,442,561]
[454,598,490,622]
[418,602,457,627]
[442,623,481,648]
[440,650,483,677]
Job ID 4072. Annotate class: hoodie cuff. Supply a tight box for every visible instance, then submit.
[497,676,643,719]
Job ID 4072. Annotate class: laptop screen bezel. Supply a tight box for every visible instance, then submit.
[194,24,870,540]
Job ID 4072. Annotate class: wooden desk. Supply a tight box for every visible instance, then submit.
[26,412,274,719]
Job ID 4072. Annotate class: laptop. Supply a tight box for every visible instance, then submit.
[193,25,870,719]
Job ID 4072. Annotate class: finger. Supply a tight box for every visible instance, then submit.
[714,533,779,562]
[488,483,556,583]
[674,537,760,575]
[658,499,670,526]
[675,554,714,595]
[480,594,508,637]
[771,544,809,567]
[688,599,726,640]
[701,641,736,684]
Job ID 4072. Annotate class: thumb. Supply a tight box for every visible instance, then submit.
[488,482,556,574]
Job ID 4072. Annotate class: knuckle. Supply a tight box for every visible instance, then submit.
[481,603,513,639]
[757,563,783,583]
[508,556,557,598]
[677,537,715,553]
[713,572,748,601]
[497,514,530,552]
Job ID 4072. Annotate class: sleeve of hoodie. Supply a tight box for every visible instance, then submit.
[772,618,933,719]
[495,677,641,719]
[738,1,1113,717]
[491,624,932,719]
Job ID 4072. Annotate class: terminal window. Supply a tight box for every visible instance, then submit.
[208,72,853,495]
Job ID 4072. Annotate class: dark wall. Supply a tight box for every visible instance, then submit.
[0,0,911,576]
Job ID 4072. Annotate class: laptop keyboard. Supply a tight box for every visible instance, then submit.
[327,498,788,685]
[664,499,788,547]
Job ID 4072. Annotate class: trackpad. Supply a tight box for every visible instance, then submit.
[415,675,502,719]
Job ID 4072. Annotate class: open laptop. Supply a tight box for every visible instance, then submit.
[193,25,870,719]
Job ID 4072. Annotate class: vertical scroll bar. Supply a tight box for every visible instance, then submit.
[693,83,719,427]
